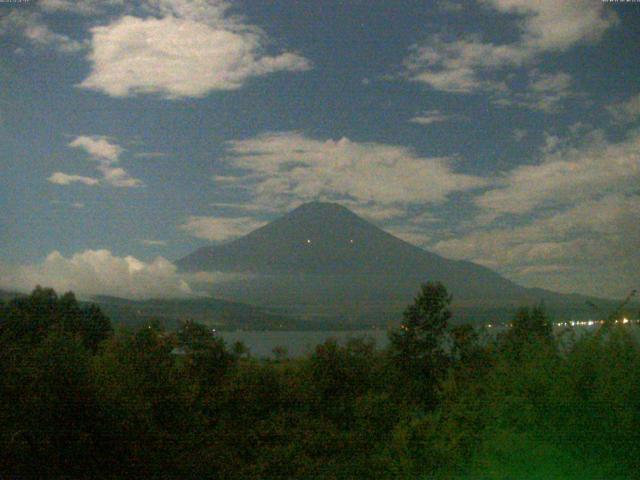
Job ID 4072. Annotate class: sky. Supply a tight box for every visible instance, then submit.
[0,0,639,299]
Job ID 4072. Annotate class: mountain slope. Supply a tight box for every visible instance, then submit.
[178,202,522,296]
[176,202,608,323]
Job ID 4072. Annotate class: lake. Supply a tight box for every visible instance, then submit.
[217,322,640,358]
[218,329,391,358]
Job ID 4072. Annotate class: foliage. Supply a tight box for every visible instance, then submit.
[2,286,640,479]
[389,281,452,409]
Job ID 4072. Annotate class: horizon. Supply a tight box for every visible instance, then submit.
[1,0,639,300]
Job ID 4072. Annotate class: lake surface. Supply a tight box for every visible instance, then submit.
[218,323,640,358]
[218,329,390,358]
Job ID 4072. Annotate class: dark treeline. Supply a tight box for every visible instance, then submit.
[1,284,640,479]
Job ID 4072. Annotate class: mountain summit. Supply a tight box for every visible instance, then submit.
[176,202,593,323]
[180,201,436,275]
[178,201,491,278]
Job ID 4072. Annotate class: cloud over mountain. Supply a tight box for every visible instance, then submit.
[180,216,267,242]
[221,132,486,216]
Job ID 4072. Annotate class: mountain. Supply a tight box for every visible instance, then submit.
[176,202,615,324]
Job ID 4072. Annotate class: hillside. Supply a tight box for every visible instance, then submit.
[176,202,615,324]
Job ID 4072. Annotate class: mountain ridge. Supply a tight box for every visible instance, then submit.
[175,202,617,323]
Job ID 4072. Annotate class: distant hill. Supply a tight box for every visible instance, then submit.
[91,295,352,331]
[177,202,622,325]
[0,287,343,331]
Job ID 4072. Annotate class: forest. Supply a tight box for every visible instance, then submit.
[1,284,639,479]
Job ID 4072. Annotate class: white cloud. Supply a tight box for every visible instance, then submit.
[210,202,281,214]
[431,125,640,297]
[65,135,143,188]
[607,93,640,124]
[0,10,84,53]
[48,172,99,186]
[475,129,640,216]
[410,109,465,125]
[95,164,143,188]
[405,1,615,102]
[222,132,486,217]
[212,174,251,185]
[22,21,85,53]
[38,0,124,15]
[433,193,640,297]
[134,152,169,159]
[79,1,311,99]
[180,215,266,242]
[0,249,193,300]
[513,129,527,141]
[404,36,522,93]
[496,70,575,113]
[342,202,408,222]
[485,0,616,52]
[386,226,432,247]
[140,239,168,246]
[69,135,122,162]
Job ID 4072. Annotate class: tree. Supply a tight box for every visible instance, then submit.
[0,331,98,477]
[450,324,479,364]
[177,320,235,385]
[500,305,553,352]
[0,286,112,351]
[389,281,452,408]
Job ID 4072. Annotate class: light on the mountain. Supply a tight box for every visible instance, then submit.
[307,239,312,244]
[349,239,354,243]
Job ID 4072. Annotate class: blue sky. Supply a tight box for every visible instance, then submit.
[0,0,638,299]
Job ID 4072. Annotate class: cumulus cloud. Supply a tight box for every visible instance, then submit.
[221,132,485,218]
[79,1,311,98]
[404,0,615,108]
[180,216,266,242]
[48,172,99,186]
[69,135,122,162]
[475,129,640,217]
[0,249,192,300]
[62,135,143,188]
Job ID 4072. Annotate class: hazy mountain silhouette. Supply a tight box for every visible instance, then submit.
[176,202,609,324]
